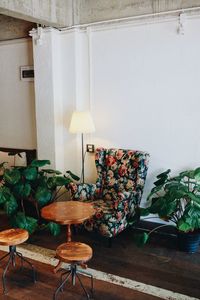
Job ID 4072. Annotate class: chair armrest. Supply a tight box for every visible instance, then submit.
[69,182,101,201]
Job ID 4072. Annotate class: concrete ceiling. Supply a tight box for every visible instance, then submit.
[0,14,35,41]
[0,0,200,40]
[1,0,200,29]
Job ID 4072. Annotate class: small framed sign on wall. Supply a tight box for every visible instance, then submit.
[20,66,34,81]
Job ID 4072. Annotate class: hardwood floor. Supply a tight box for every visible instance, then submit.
[29,226,200,299]
[0,255,161,300]
[0,213,200,299]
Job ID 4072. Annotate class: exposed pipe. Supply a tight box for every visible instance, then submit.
[60,6,200,31]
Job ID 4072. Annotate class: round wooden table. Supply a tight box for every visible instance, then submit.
[41,201,95,273]
[41,201,95,242]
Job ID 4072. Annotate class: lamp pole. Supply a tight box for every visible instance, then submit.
[81,133,84,183]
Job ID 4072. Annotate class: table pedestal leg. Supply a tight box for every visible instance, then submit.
[54,224,72,273]
[67,224,71,242]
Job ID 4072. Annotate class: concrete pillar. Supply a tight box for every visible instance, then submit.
[30,27,64,171]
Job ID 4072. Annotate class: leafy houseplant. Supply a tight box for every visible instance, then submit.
[0,159,79,236]
[135,168,200,252]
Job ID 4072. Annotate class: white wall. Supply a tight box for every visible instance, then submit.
[31,14,200,203]
[0,38,36,149]
[87,17,200,200]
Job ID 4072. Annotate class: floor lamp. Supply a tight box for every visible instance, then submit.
[69,111,95,183]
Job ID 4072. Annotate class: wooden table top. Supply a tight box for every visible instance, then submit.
[41,201,95,225]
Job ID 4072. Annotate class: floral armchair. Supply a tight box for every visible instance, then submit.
[69,148,150,238]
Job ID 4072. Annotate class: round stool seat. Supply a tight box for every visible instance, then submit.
[56,242,93,263]
[0,228,29,246]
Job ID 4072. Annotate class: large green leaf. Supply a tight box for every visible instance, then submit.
[11,212,38,234]
[46,177,57,189]
[66,171,80,181]
[4,169,21,185]
[149,196,177,217]
[165,182,187,193]
[167,186,187,199]
[13,182,31,198]
[140,208,150,216]
[23,167,37,180]
[156,169,171,179]
[47,222,61,236]
[194,167,200,181]
[177,220,193,232]
[134,232,149,247]
[179,170,195,179]
[185,192,200,204]
[147,185,164,201]
[47,176,70,189]
[30,160,51,167]
[35,174,48,187]
[183,205,200,221]
[0,186,12,204]
[55,176,71,186]
[42,169,62,175]
[153,176,168,187]
[35,186,52,207]
[4,195,18,215]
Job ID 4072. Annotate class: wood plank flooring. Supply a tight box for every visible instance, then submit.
[1,214,200,299]
[29,226,200,299]
[0,255,161,300]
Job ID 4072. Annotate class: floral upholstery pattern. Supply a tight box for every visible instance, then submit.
[69,148,150,238]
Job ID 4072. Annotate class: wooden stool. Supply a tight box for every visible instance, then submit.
[0,228,36,294]
[54,242,93,300]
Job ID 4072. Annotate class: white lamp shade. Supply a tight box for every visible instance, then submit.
[69,111,95,133]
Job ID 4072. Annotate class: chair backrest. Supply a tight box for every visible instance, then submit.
[95,148,149,205]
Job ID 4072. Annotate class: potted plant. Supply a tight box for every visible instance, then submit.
[134,168,200,253]
[0,159,79,236]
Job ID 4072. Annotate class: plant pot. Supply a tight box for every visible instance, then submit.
[177,231,200,253]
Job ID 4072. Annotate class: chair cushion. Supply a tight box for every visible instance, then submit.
[84,198,131,237]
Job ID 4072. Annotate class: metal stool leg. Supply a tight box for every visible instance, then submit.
[2,248,14,294]
[76,272,90,300]
[54,271,71,300]
[71,264,76,286]
[16,251,36,283]
[77,269,94,297]
[0,246,36,294]
[60,269,71,292]
[15,251,24,269]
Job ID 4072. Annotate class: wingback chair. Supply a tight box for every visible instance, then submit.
[69,148,150,239]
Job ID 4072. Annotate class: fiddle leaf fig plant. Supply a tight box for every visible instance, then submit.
[134,167,200,246]
[0,159,79,235]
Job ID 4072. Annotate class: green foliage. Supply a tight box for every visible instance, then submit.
[11,212,38,234]
[47,222,61,236]
[0,159,80,236]
[135,167,200,246]
[134,232,149,247]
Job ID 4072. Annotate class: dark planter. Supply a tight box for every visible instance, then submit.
[177,231,200,253]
